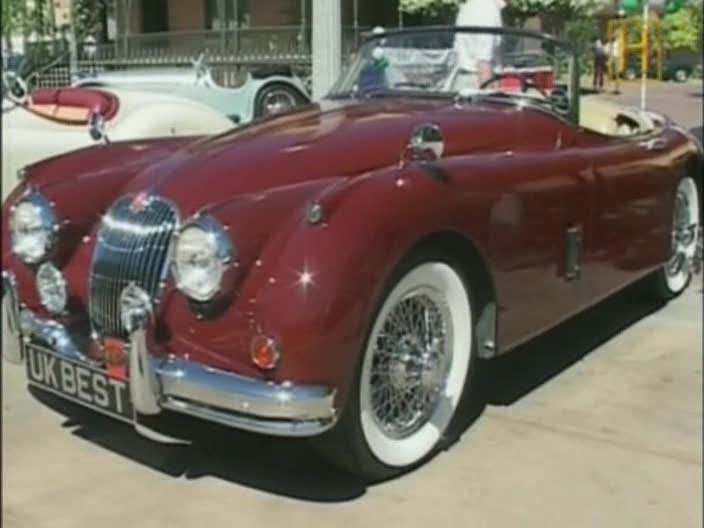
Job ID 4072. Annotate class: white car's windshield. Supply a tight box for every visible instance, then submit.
[329,27,577,120]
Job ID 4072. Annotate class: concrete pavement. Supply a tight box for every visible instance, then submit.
[2,277,701,527]
[2,80,702,527]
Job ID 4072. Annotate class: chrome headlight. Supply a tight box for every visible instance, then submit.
[9,191,58,264]
[173,214,235,302]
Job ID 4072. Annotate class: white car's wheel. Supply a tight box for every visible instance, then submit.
[359,262,471,467]
[314,254,478,480]
[648,177,700,298]
[255,84,303,117]
[674,68,689,83]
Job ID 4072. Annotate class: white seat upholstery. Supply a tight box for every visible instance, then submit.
[580,95,656,137]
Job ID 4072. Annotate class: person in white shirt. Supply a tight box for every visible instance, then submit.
[607,36,621,93]
[453,0,508,90]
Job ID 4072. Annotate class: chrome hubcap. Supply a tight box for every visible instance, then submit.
[667,190,698,277]
[369,288,452,439]
[262,90,296,115]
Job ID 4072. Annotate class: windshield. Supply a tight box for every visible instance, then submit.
[329,27,577,121]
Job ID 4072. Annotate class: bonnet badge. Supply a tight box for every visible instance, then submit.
[130,192,150,213]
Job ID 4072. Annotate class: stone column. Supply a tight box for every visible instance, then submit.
[312,0,342,100]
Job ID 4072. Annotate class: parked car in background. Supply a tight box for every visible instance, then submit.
[2,78,233,200]
[623,52,702,82]
[2,27,701,481]
[73,56,310,124]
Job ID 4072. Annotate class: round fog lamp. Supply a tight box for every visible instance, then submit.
[36,263,67,314]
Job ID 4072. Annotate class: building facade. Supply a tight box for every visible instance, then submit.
[106,0,401,63]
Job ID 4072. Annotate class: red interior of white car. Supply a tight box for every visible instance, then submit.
[27,88,120,124]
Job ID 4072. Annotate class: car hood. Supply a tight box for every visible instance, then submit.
[125,97,519,215]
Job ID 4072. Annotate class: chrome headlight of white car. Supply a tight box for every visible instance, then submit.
[9,191,58,264]
[173,214,235,302]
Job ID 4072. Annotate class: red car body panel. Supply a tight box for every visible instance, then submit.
[2,97,700,411]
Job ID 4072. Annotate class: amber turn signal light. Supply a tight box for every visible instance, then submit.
[251,336,280,370]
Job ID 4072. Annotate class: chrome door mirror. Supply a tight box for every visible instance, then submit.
[88,111,109,144]
[402,124,445,164]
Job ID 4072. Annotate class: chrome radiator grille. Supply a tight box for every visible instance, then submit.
[89,195,178,337]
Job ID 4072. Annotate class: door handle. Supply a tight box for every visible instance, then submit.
[639,138,667,151]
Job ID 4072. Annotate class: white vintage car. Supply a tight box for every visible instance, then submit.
[73,56,310,124]
[2,78,234,200]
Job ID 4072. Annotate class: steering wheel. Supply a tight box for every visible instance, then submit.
[2,71,29,105]
[480,71,549,100]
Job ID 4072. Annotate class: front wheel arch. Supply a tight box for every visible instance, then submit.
[405,231,499,358]
[312,232,497,480]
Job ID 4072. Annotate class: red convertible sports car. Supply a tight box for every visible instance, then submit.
[2,28,702,480]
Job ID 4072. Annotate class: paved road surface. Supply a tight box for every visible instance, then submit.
[2,80,702,528]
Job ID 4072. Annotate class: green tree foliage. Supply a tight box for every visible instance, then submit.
[399,0,609,38]
[399,0,462,15]
[564,17,600,72]
[662,0,703,50]
[72,0,112,41]
[2,0,55,43]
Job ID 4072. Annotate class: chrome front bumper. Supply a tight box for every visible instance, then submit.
[2,274,337,438]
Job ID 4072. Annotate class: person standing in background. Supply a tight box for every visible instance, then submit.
[608,36,621,93]
[592,38,607,92]
[453,0,508,90]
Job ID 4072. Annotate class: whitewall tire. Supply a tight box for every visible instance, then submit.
[664,177,700,294]
[359,262,472,467]
[647,176,701,299]
[313,254,479,481]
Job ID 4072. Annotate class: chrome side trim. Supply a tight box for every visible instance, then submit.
[2,271,23,363]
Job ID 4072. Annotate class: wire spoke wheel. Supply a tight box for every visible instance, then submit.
[665,178,700,293]
[369,289,451,439]
[359,261,472,468]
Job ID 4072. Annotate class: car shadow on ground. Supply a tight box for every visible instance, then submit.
[30,279,667,503]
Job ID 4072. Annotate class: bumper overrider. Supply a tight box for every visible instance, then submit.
[2,271,337,438]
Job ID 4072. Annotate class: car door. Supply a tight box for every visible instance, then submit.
[444,105,594,350]
[575,125,677,299]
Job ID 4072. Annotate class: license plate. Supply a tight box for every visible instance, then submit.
[25,344,133,422]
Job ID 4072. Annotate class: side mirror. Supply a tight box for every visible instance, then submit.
[402,124,445,164]
[88,111,109,144]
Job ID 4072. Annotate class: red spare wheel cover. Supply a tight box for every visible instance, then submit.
[30,87,120,121]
